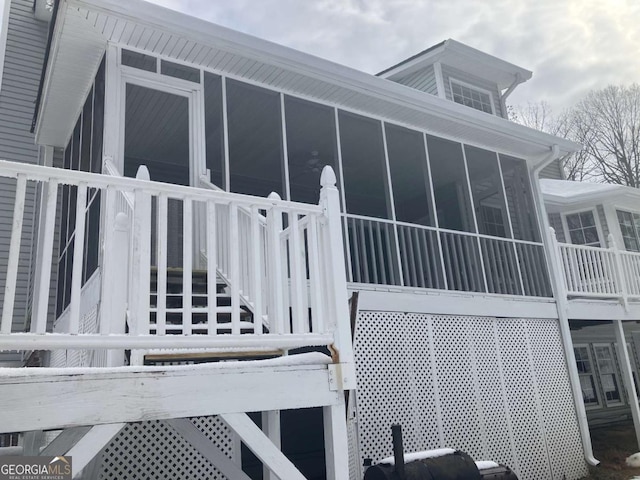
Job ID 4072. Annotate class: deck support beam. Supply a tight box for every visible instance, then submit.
[68,423,124,478]
[262,411,281,480]
[324,395,349,480]
[221,412,306,480]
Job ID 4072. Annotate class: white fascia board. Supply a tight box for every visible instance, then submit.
[57,0,576,158]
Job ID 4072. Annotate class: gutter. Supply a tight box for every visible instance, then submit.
[530,145,600,467]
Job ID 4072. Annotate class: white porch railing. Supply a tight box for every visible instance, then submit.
[552,229,640,302]
[0,160,351,364]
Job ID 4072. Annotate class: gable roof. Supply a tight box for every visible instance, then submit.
[34,0,576,163]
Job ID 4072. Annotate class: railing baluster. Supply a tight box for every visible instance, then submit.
[182,198,193,335]
[156,194,168,336]
[412,228,425,288]
[349,218,361,283]
[32,179,58,334]
[374,221,387,285]
[251,207,263,334]
[229,203,240,335]
[1,175,27,334]
[289,213,306,334]
[382,223,396,285]
[207,201,218,335]
[366,220,379,284]
[68,183,88,334]
[358,219,369,283]
[307,216,323,333]
[406,227,418,288]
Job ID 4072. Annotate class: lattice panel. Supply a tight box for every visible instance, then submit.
[98,417,235,480]
[432,315,484,457]
[527,319,588,479]
[352,311,587,480]
[495,320,549,479]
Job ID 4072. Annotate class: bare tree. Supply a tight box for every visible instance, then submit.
[571,84,640,187]
[509,101,595,182]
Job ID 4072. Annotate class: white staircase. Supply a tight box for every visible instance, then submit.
[0,159,354,479]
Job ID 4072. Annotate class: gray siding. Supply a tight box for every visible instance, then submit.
[539,159,564,180]
[441,64,504,118]
[394,64,438,95]
[548,213,566,243]
[597,204,610,244]
[0,0,48,359]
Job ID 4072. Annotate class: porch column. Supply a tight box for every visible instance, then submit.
[613,319,640,450]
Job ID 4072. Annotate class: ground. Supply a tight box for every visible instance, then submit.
[580,422,640,480]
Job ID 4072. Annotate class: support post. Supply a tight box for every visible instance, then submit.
[266,193,284,334]
[68,423,124,478]
[262,411,281,480]
[614,319,640,450]
[105,213,130,367]
[319,166,354,366]
[324,395,349,480]
[608,234,629,309]
[130,166,151,365]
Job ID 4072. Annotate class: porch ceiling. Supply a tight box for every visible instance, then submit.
[35,0,579,162]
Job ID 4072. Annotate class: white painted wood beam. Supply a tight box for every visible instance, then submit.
[165,418,251,480]
[220,413,306,480]
[40,427,91,456]
[323,396,349,480]
[262,411,281,480]
[67,423,124,478]
[614,319,640,450]
[0,364,338,433]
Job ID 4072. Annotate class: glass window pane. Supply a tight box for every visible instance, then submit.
[499,155,541,242]
[227,79,285,198]
[285,96,338,205]
[339,111,390,219]
[161,60,200,83]
[121,49,156,72]
[386,124,434,226]
[426,135,475,232]
[465,145,510,238]
[580,211,596,227]
[204,72,225,189]
[566,213,581,230]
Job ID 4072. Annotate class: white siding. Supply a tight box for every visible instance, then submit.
[0,0,48,360]
[539,159,564,180]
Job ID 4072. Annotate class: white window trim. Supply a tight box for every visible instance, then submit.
[448,78,495,115]
[613,206,640,252]
[561,208,604,247]
[593,342,624,407]
[574,343,601,409]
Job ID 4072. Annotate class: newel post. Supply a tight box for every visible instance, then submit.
[608,233,629,308]
[266,192,285,334]
[130,166,152,365]
[105,212,130,367]
[549,227,569,298]
[319,166,354,366]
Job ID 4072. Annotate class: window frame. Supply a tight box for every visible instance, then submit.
[561,208,604,247]
[615,208,640,252]
[449,78,495,115]
[573,344,601,409]
[593,343,624,406]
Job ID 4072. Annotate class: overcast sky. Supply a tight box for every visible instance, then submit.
[148,0,638,114]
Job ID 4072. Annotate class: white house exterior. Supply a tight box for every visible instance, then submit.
[2,1,638,479]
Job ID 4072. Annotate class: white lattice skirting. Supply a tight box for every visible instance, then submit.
[349,312,588,480]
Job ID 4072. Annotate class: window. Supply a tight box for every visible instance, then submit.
[574,346,599,406]
[594,345,622,405]
[565,211,601,247]
[450,80,494,114]
[617,210,640,252]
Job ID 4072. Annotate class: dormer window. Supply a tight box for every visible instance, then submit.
[450,80,494,114]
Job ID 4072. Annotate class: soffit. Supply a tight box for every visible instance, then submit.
[36,0,576,162]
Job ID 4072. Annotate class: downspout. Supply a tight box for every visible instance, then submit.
[530,144,600,466]
[500,73,522,120]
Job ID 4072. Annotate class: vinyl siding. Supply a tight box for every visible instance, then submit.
[596,204,609,243]
[393,64,438,95]
[539,159,564,180]
[0,0,48,360]
[441,64,504,118]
